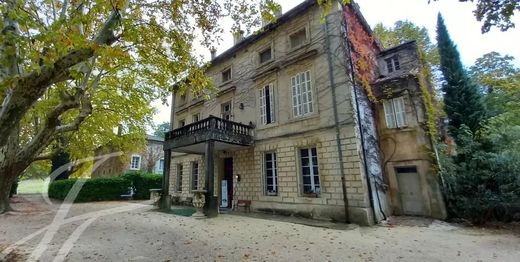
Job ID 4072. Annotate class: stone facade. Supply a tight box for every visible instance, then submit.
[166,1,446,225]
[92,135,165,178]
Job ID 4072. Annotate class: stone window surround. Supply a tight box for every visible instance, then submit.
[191,161,199,191]
[263,151,278,196]
[288,24,310,51]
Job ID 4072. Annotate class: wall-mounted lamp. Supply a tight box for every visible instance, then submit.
[239,103,245,110]
[235,174,241,182]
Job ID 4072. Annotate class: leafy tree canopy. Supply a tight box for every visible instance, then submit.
[431,0,519,33]
[153,122,170,138]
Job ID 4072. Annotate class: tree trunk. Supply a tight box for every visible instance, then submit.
[0,173,15,213]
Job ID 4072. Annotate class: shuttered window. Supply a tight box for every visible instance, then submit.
[191,162,199,191]
[291,71,313,117]
[259,84,275,125]
[383,96,407,129]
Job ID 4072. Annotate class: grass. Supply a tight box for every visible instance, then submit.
[17,179,48,194]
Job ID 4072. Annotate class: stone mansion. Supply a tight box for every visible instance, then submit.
[161,0,446,225]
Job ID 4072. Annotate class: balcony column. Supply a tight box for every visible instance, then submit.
[160,148,172,210]
[204,139,218,217]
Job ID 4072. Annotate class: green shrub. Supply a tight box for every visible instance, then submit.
[122,171,162,200]
[48,177,131,202]
[440,127,520,224]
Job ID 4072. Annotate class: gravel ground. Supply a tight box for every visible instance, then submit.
[1,195,519,262]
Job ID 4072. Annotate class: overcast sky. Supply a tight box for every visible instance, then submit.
[151,0,519,127]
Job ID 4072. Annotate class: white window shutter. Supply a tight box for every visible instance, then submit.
[269,84,275,123]
[292,76,300,116]
[383,100,396,128]
[259,88,266,124]
[393,97,407,127]
[305,71,313,113]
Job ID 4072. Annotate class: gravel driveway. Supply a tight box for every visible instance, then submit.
[1,195,519,262]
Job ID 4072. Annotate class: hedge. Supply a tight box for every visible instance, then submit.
[48,172,162,202]
[121,171,162,200]
[48,177,131,202]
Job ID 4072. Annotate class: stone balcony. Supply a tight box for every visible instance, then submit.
[164,115,254,154]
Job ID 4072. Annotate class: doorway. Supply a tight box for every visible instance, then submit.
[396,166,425,216]
[220,158,233,208]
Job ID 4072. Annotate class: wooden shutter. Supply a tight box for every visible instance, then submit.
[383,100,396,128]
[268,84,275,123]
[393,97,407,127]
[259,87,266,124]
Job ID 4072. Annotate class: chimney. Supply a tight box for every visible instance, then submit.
[233,30,244,45]
[210,48,217,60]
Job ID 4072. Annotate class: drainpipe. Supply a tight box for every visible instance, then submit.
[324,15,350,223]
[342,8,378,224]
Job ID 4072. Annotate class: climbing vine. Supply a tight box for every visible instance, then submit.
[344,6,379,101]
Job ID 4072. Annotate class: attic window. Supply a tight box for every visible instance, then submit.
[259,47,272,64]
[289,28,307,49]
[385,56,400,73]
[222,68,232,83]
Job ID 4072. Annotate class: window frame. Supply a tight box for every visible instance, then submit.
[157,158,164,173]
[221,67,232,83]
[299,147,320,195]
[383,96,408,129]
[191,161,199,191]
[178,119,186,127]
[259,46,273,64]
[192,113,201,123]
[176,164,183,192]
[259,83,276,125]
[264,152,278,195]
[130,154,141,170]
[289,27,309,50]
[385,56,401,73]
[291,70,314,118]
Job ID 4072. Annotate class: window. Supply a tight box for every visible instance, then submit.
[300,148,320,194]
[178,119,186,127]
[290,28,307,49]
[259,84,275,125]
[192,113,200,123]
[191,162,199,190]
[130,155,141,170]
[291,71,313,117]
[259,47,272,63]
[158,159,164,172]
[221,101,232,120]
[383,96,407,128]
[221,68,232,83]
[264,153,278,195]
[385,56,401,73]
[176,164,183,192]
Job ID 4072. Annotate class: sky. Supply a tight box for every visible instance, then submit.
[151,0,520,128]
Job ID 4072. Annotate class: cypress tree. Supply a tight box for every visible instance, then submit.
[436,13,486,140]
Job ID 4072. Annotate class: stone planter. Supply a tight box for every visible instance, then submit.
[191,190,207,218]
[149,189,162,206]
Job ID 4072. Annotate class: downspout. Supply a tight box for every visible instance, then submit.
[324,15,350,223]
[342,7,378,224]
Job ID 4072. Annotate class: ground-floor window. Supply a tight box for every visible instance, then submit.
[192,162,199,190]
[300,147,320,194]
[176,164,183,192]
[264,152,278,195]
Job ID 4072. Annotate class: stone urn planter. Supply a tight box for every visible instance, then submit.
[191,190,207,218]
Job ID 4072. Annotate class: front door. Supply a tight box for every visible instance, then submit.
[396,166,426,216]
[221,101,232,120]
[221,158,233,208]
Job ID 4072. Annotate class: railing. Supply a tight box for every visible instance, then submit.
[165,115,253,141]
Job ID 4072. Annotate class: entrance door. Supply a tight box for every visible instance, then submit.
[221,158,233,209]
[221,101,232,120]
[396,166,425,216]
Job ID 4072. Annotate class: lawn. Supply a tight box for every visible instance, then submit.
[17,179,48,194]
